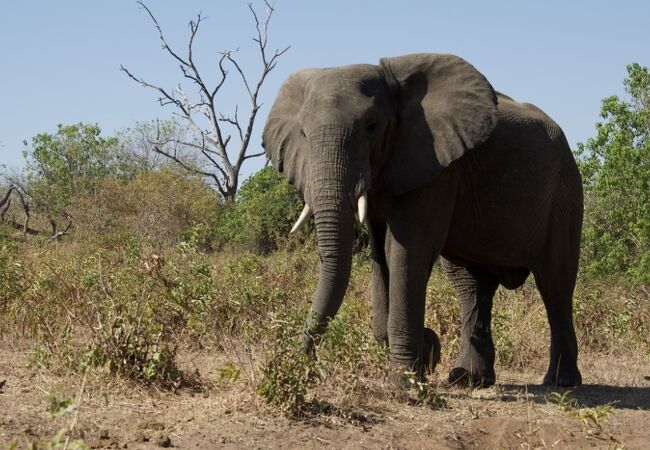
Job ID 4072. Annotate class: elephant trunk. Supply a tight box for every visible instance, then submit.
[302,125,358,351]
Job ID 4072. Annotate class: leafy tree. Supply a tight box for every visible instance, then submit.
[214,166,303,253]
[575,63,650,284]
[22,123,118,231]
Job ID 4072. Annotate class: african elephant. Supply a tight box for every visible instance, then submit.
[262,53,583,387]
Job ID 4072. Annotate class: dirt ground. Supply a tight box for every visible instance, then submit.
[1,342,648,449]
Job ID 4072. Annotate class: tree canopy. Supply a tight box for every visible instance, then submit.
[576,63,650,284]
[23,123,118,217]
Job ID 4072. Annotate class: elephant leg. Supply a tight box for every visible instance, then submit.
[384,180,456,383]
[442,258,498,387]
[371,216,441,377]
[369,218,389,346]
[533,214,582,387]
[385,232,433,380]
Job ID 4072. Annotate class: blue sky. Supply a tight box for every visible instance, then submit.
[1,0,649,179]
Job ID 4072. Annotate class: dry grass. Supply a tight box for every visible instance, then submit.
[1,227,649,447]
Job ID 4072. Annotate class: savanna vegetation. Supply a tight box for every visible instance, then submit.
[1,60,648,448]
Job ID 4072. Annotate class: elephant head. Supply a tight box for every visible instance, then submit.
[262,53,498,349]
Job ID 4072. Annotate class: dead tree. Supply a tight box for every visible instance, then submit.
[0,184,72,239]
[0,184,37,235]
[121,1,289,202]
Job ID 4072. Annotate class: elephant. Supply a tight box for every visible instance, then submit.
[262,53,583,388]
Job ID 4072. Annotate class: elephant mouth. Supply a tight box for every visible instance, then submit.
[289,192,367,234]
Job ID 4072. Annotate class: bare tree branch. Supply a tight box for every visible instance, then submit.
[120,65,190,115]
[0,184,40,235]
[0,197,10,220]
[136,1,190,67]
[243,150,266,161]
[0,185,13,209]
[122,2,288,201]
[147,123,229,197]
[14,187,31,234]
[48,219,73,242]
[219,105,244,141]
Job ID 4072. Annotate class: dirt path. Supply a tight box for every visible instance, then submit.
[1,346,648,449]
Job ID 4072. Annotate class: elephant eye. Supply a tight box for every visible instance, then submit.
[366,121,377,132]
[300,128,306,137]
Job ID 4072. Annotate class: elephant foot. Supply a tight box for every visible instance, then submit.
[387,365,421,390]
[387,328,441,389]
[447,366,495,388]
[542,366,582,387]
[448,336,495,388]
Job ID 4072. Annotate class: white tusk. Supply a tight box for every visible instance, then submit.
[290,203,312,234]
[357,193,368,224]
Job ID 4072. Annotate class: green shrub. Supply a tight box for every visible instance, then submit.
[576,63,650,285]
[257,310,324,414]
[213,166,303,253]
[22,123,118,223]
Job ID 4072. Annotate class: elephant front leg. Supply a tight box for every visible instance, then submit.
[386,243,431,383]
[442,258,498,387]
[384,176,457,387]
[385,229,442,385]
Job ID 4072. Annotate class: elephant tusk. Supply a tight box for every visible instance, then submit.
[357,193,368,224]
[290,203,312,234]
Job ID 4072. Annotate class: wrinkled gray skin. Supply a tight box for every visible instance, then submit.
[263,54,583,387]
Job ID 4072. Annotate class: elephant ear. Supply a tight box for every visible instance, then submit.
[262,69,320,197]
[379,53,498,195]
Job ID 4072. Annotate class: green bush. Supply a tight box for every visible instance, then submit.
[212,165,371,254]
[257,310,324,414]
[23,123,118,219]
[213,166,303,253]
[576,63,650,285]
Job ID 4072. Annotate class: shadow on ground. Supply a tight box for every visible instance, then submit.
[500,383,650,410]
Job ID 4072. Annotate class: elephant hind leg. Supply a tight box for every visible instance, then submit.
[533,212,582,387]
[442,258,499,388]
